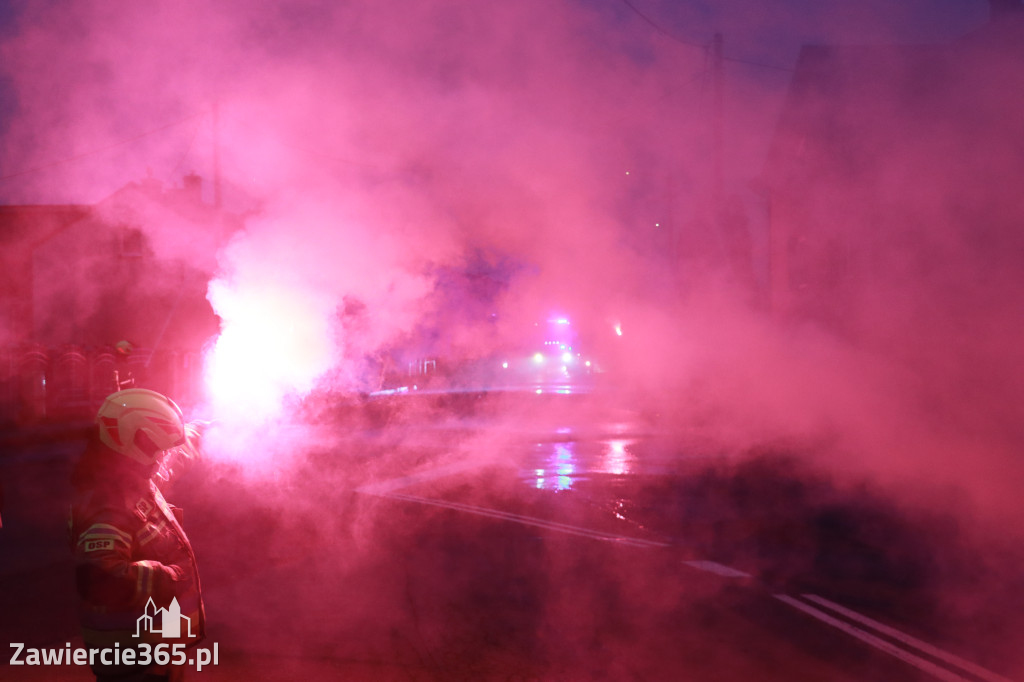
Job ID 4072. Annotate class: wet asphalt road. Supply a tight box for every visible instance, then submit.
[1,390,1022,680]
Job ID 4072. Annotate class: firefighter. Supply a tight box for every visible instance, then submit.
[69,389,208,681]
[113,340,136,390]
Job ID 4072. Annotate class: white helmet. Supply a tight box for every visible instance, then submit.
[96,389,186,466]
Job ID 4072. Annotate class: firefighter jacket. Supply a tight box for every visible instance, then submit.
[69,430,204,651]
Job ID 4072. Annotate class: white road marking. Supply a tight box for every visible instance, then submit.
[358,460,671,547]
[355,460,480,495]
[376,490,671,548]
[802,594,1016,682]
[362,466,770,571]
[682,560,752,578]
[776,595,989,682]
[361,462,1011,681]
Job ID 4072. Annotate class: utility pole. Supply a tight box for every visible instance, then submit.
[711,32,724,215]
[705,31,728,270]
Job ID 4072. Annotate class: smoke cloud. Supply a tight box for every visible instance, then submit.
[2,0,1023,673]
[1,0,1019,505]
[2,0,1019,494]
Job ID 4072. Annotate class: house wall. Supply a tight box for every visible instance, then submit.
[1,181,232,422]
[0,206,89,345]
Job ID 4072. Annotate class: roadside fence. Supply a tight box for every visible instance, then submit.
[0,345,204,426]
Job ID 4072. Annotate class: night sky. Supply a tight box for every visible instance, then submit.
[0,0,992,206]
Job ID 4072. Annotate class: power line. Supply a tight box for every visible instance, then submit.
[617,0,793,72]
[619,0,708,50]
[725,54,794,72]
[0,112,205,182]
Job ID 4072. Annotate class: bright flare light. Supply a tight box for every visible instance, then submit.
[205,280,334,423]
